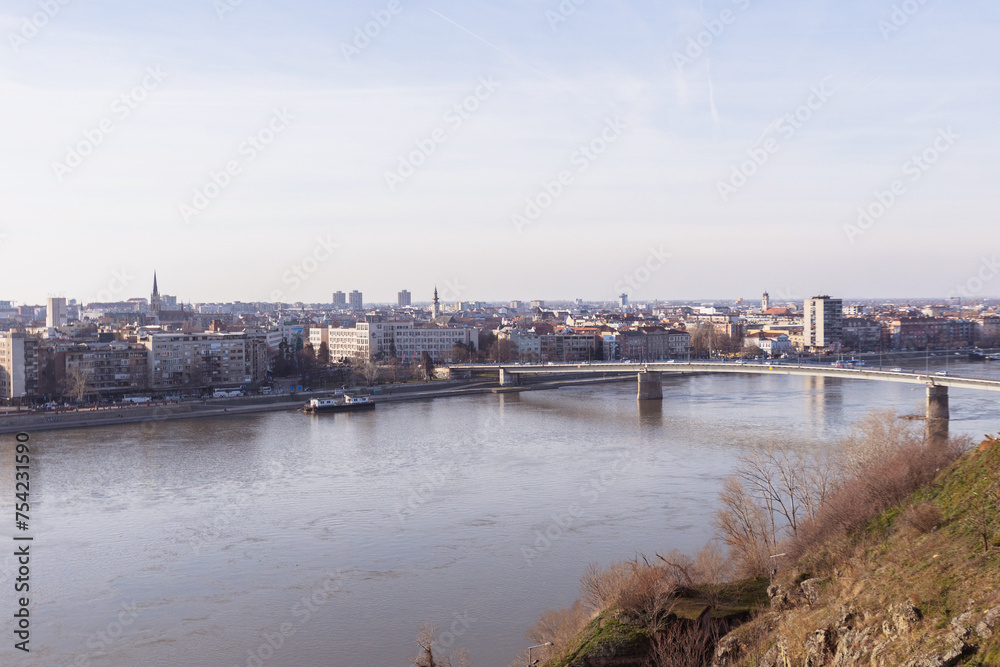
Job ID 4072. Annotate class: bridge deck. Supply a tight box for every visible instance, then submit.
[450,362,1000,393]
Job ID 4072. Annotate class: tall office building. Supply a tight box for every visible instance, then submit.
[46,297,68,328]
[397,290,411,307]
[348,290,363,311]
[803,295,843,350]
[332,291,346,307]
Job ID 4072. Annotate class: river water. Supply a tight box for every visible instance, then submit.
[3,358,998,667]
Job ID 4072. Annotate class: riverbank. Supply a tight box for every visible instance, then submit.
[0,374,639,434]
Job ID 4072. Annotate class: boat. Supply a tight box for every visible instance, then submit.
[303,395,376,413]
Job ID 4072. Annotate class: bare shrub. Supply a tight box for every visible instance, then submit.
[580,561,633,612]
[714,477,774,577]
[527,600,590,657]
[899,501,943,535]
[644,615,720,667]
[788,435,966,560]
[412,623,469,667]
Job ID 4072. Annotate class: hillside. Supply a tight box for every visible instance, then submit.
[533,436,1000,667]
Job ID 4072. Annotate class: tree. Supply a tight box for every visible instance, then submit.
[317,341,330,365]
[412,624,469,667]
[61,365,91,403]
[360,359,382,386]
[450,341,471,363]
[488,338,512,363]
[421,351,435,381]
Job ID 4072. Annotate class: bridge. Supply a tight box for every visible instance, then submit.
[449,361,1000,439]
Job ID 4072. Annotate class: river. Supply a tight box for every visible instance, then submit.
[3,358,998,666]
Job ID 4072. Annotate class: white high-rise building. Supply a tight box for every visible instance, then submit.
[46,297,68,328]
[803,295,843,350]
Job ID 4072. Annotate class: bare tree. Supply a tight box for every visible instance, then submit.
[61,365,91,403]
[714,477,773,577]
[413,624,469,667]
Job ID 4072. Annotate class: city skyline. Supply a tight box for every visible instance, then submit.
[1,1,998,303]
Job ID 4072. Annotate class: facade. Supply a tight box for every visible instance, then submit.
[0,332,39,401]
[803,296,843,351]
[842,317,883,352]
[64,342,150,395]
[618,327,691,361]
[46,297,68,329]
[744,331,792,356]
[890,317,973,350]
[326,318,477,363]
[348,290,363,311]
[141,332,267,390]
[397,290,411,307]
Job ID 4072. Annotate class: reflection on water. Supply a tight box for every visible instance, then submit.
[2,361,997,667]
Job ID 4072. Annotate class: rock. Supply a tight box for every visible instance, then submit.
[768,584,792,611]
[757,643,780,667]
[804,627,837,666]
[975,604,1000,638]
[711,634,741,667]
[835,605,856,632]
[888,601,922,636]
[947,611,974,644]
[800,578,823,605]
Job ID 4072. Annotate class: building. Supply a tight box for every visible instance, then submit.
[432,286,441,319]
[890,317,972,350]
[46,297,68,329]
[150,272,161,321]
[64,342,151,396]
[325,318,477,363]
[348,290,363,311]
[743,331,792,356]
[332,291,346,307]
[618,327,690,361]
[0,332,39,402]
[761,291,770,311]
[619,293,628,307]
[397,290,411,307]
[140,332,268,390]
[803,296,843,351]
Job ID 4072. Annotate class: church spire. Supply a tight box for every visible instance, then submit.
[151,271,162,320]
[432,285,440,319]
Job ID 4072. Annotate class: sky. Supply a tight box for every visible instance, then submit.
[1,0,998,305]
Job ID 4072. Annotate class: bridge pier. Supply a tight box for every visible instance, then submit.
[499,368,520,386]
[637,372,663,400]
[925,385,949,443]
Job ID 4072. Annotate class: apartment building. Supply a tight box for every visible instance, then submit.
[0,332,39,401]
[140,332,268,390]
[803,296,843,351]
[325,318,477,362]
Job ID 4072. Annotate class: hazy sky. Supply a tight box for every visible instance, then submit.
[1,0,998,305]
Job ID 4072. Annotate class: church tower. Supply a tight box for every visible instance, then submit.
[761,290,770,312]
[432,285,440,319]
[151,272,162,321]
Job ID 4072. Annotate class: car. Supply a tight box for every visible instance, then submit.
[890,367,902,372]
[935,370,949,376]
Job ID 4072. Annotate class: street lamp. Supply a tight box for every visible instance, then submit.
[526,642,553,666]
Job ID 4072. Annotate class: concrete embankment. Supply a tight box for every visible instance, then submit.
[0,375,641,435]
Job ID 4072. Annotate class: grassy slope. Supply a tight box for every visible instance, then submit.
[543,439,1000,666]
[740,438,1000,665]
